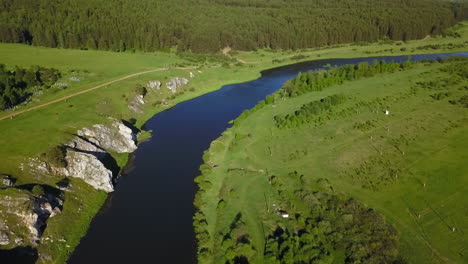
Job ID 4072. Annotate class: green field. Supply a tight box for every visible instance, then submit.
[235,21,468,65]
[1,21,465,181]
[195,58,468,263]
[0,22,467,263]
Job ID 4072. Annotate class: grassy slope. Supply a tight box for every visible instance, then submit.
[0,22,466,263]
[200,61,468,263]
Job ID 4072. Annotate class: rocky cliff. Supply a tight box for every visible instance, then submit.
[28,120,138,193]
[58,121,137,192]
[0,187,63,247]
[77,122,137,153]
[0,120,138,255]
[53,136,114,192]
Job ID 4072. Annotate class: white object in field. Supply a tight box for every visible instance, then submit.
[278,210,289,218]
[385,110,390,115]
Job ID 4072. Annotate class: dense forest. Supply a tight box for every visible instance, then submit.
[264,174,402,264]
[0,0,467,53]
[0,64,61,110]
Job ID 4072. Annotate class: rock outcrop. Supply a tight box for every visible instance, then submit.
[0,231,9,246]
[166,77,188,93]
[77,122,137,153]
[0,175,15,188]
[5,123,138,253]
[53,136,114,192]
[0,188,63,246]
[27,121,137,193]
[9,121,137,252]
[128,94,145,113]
[147,81,161,90]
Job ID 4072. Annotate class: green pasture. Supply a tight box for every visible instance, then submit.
[236,21,468,65]
[0,21,466,263]
[200,61,468,263]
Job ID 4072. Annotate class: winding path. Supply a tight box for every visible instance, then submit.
[0,66,195,121]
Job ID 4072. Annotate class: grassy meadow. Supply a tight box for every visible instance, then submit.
[0,21,467,263]
[235,21,468,65]
[196,58,468,263]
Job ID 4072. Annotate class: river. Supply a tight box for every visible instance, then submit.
[68,52,467,264]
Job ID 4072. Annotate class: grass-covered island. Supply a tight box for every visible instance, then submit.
[194,57,468,263]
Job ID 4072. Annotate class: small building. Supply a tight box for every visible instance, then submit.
[385,110,390,115]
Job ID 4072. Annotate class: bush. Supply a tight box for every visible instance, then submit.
[134,84,147,97]
[41,145,67,168]
[290,54,309,60]
[31,185,45,197]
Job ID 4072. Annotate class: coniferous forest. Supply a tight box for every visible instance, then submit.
[0,0,467,53]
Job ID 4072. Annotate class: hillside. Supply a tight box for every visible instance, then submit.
[0,0,467,52]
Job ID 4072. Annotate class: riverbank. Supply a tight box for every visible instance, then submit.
[195,57,468,263]
[0,21,467,263]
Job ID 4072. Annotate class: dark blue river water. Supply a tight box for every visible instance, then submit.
[68,52,467,264]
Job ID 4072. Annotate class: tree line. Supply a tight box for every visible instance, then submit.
[0,0,467,53]
[274,94,347,129]
[265,173,403,263]
[0,64,61,110]
[272,60,418,128]
[281,60,415,98]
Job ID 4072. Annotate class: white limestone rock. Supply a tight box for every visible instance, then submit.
[128,95,145,113]
[77,122,137,153]
[0,175,15,187]
[27,121,137,193]
[46,136,113,192]
[0,231,10,246]
[0,189,63,246]
[56,121,136,192]
[166,77,188,93]
[147,81,161,90]
[55,150,113,192]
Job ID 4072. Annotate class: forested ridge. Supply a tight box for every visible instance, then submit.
[0,0,467,53]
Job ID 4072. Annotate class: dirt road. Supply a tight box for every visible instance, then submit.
[0,66,195,121]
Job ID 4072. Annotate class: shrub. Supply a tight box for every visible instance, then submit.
[41,145,67,168]
[134,84,147,97]
[31,185,45,197]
